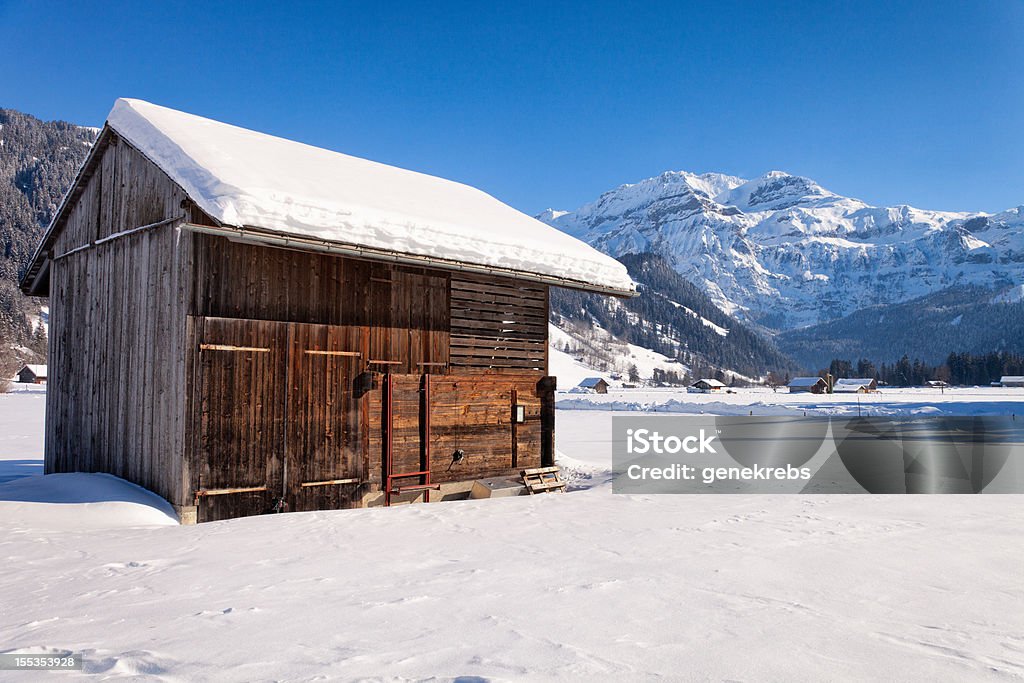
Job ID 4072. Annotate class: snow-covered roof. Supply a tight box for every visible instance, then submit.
[833,378,875,392]
[578,377,608,387]
[103,99,634,295]
[1000,376,1024,383]
[693,378,726,387]
[20,365,47,376]
[788,376,825,387]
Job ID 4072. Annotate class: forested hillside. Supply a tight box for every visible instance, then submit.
[778,286,1024,369]
[0,108,96,368]
[551,252,795,379]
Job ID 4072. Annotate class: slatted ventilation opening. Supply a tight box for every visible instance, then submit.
[449,274,548,370]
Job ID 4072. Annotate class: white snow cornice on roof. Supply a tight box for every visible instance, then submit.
[106,99,635,295]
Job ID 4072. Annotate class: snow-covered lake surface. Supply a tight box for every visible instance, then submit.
[1,389,1023,681]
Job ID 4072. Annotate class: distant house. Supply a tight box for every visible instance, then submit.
[1000,376,1024,388]
[926,380,948,388]
[788,376,827,394]
[689,378,726,393]
[833,378,878,393]
[17,365,47,384]
[577,377,609,394]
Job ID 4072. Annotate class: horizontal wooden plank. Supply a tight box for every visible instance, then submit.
[450,289,546,308]
[200,344,270,353]
[300,478,360,487]
[450,358,544,368]
[450,311,546,328]
[451,322,546,337]
[451,349,546,362]
[450,305,547,320]
[450,335,546,350]
[451,279,546,300]
[195,485,268,497]
[304,350,362,357]
[451,281,545,294]
[526,480,566,492]
[450,361,544,370]
[522,466,560,475]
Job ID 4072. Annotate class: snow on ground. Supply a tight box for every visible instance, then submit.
[0,390,45,484]
[547,324,612,388]
[0,392,175,528]
[548,323,685,389]
[557,385,1024,417]
[1,391,1023,681]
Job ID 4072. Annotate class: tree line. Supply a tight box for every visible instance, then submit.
[818,352,1024,387]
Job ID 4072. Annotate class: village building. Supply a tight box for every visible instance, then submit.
[833,378,878,393]
[688,378,726,393]
[576,377,610,394]
[787,376,827,394]
[16,364,48,384]
[1000,376,1024,388]
[19,99,635,523]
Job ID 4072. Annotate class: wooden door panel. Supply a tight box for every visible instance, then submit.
[193,317,287,522]
[286,323,365,511]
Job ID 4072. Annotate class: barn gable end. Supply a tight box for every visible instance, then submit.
[42,129,216,508]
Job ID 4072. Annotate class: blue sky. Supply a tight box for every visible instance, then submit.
[2,1,1021,214]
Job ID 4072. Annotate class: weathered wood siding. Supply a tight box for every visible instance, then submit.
[187,316,553,521]
[46,132,197,508]
[186,237,554,519]
[370,372,548,485]
[191,235,450,371]
[450,273,548,371]
[422,373,547,482]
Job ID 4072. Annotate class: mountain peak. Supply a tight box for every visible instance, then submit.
[536,208,569,223]
[542,166,1024,331]
[720,171,836,211]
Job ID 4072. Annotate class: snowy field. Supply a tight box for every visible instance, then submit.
[555,385,1024,418]
[2,389,1023,681]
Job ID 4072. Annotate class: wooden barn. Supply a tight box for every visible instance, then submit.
[576,377,609,394]
[787,376,827,394]
[17,364,48,384]
[833,378,878,394]
[20,99,635,523]
[689,378,726,393]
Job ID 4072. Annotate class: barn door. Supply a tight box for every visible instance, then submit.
[382,374,436,504]
[192,317,288,522]
[285,323,365,511]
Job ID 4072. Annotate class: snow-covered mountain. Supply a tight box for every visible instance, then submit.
[540,171,1024,330]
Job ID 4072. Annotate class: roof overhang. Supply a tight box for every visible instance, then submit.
[183,223,638,297]
[20,118,637,300]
